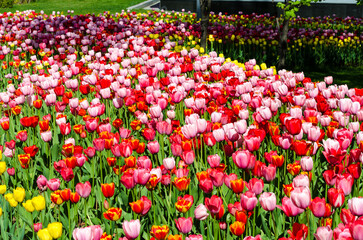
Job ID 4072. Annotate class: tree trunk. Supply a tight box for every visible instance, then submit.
[200,0,211,51]
[277,0,290,70]
[277,18,289,70]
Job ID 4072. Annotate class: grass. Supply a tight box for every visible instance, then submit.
[0,0,145,15]
[295,65,363,89]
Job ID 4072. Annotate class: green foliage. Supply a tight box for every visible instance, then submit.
[277,0,322,19]
[0,0,14,8]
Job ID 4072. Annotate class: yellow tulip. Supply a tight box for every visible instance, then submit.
[47,222,62,239]
[0,150,2,160]
[0,185,6,194]
[32,195,46,211]
[8,198,18,207]
[13,187,25,203]
[0,207,2,216]
[4,193,13,201]
[0,161,6,175]
[37,228,53,240]
[22,200,35,212]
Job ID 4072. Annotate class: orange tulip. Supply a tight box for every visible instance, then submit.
[150,225,169,240]
[103,207,122,221]
[229,221,245,236]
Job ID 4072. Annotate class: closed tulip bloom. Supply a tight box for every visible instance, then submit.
[163,157,175,170]
[32,195,46,211]
[247,178,264,195]
[300,156,313,172]
[194,204,209,220]
[262,164,276,182]
[0,185,6,194]
[292,174,310,188]
[37,175,48,191]
[37,228,52,240]
[23,200,35,212]
[230,221,245,236]
[33,223,42,232]
[147,141,160,154]
[75,181,92,198]
[336,173,354,196]
[123,219,141,239]
[314,226,333,240]
[277,197,304,217]
[133,169,151,185]
[309,197,326,218]
[185,235,203,240]
[72,227,92,240]
[101,183,115,198]
[175,217,193,234]
[241,191,258,211]
[47,222,63,239]
[327,188,345,208]
[290,187,311,209]
[0,161,6,175]
[150,225,169,240]
[232,150,256,169]
[205,195,223,214]
[349,219,363,240]
[348,197,363,216]
[207,154,221,168]
[340,208,355,225]
[103,207,122,221]
[259,192,276,211]
[13,187,25,202]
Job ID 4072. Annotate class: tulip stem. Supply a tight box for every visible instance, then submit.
[67,200,71,239]
[306,209,310,240]
[271,211,278,240]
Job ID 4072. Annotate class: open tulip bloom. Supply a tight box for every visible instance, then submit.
[0,8,362,240]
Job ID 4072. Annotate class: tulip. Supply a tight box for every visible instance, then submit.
[241,191,258,211]
[277,197,304,217]
[232,150,256,169]
[350,219,363,240]
[47,178,60,191]
[150,225,169,240]
[0,162,6,175]
[103,207,122,221]
[0,185,6,194]
[290,186,311,209]
[101,183,115,198]
[47,222,63,239]
[230,221,245,236]
[175,217,193,234]
[32,195,46,211]
[13,187,25,203]
[194,204,209,220]
[309,197,326,218]
[23,200,35,212]
[123,219,141,239]
[75,181,92,198]
[37,228,52,240]
[205,195,223,214]
[259,192,276,211]
[348,197,363,216]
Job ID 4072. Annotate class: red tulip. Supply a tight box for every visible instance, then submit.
[175,217,193,234]
[101,183,115,198]
[205,195,223,214]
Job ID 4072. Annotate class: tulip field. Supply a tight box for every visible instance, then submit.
[0,8,363,240]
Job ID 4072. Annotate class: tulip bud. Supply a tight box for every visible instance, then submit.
[104,199,109,210]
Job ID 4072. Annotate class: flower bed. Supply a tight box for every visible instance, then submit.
[0,9,362,240]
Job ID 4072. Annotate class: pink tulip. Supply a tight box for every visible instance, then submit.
[241,191,258,212]
[194,204,209,220]
[350,220,363,240]
[133,169,151,185]
[147,141,160,154]
[259,192,276,211]
[175,217,193,234]
[247,178,264,195]
[336,173,354,196]
[232,150,256,169]
[348,197,363,216]
[277,197,305,217]
[76,181,92,198]
[290,186,311,209]
[300,156,313,172]
[314,226,333,240]
[207,154,221,168]
[122,219,140,240]
[47,178,60,191]
[37,175,48,191]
